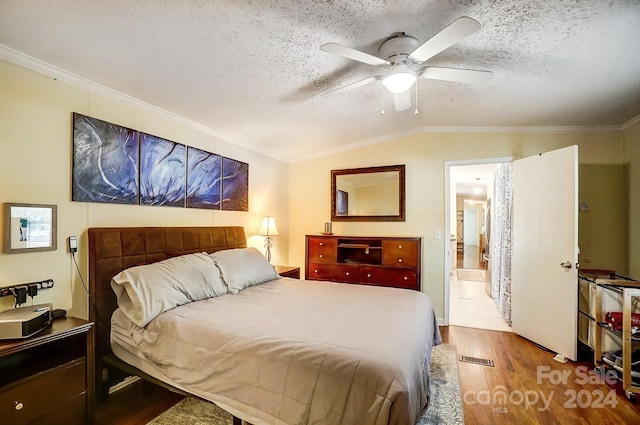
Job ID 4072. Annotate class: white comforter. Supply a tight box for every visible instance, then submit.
[111,278,441,425]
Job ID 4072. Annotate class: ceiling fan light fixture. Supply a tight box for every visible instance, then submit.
[382,71,416,94]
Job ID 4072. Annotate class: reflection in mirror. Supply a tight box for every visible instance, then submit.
[331,165,405,222]
[3,203,57,253]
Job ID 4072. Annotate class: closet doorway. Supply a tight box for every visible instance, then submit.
[445,158,512,332]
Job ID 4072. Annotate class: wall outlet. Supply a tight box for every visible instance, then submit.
[68,236,77,253]
[435,229,443,240]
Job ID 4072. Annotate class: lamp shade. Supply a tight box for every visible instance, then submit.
[257,216,279,236]
[382,71,417,94]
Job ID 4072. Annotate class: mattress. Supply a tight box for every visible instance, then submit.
[111,278,441,425]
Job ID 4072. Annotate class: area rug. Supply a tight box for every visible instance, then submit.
[456,269,485,282]
[147,344,463,425]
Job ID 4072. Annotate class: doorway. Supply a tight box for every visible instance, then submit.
[445,158,512,332]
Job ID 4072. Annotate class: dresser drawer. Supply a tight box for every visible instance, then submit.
[307,237,338,263]
[360,266,419,290]
[31,393,86,425]
[382,239,419,268]
[0,358,86,425]
[308,263,360,283]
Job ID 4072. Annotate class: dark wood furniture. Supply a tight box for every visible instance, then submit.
[88,226,247,425]
[305,234,421,290]
[276,265,300,279]
[0,317,94,425]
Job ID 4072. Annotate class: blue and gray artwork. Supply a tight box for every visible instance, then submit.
[221,157,249,211]
[72,113,139,204]
[139,133,186,207]
[187,147,221,209]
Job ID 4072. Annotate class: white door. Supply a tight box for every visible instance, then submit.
[511,146,579,360]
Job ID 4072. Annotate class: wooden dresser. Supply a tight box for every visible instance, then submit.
[305,235,421,290]
[0,317,94,425]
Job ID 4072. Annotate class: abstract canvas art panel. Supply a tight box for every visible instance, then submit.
[221,157,249,211]
[72,113,139,204]
[186,146,222,209]
[139,133,186,207]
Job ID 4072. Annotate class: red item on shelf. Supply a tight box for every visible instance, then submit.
[605,312,640,336]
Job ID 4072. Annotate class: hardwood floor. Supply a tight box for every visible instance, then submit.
[95,379,183,425]
[96,326,640,425]
[442,326,640,424]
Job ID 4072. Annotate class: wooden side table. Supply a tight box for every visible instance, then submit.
[276,265,300,279]
[0,316,94,425]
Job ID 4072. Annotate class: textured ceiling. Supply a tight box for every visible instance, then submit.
[1,1,639,162]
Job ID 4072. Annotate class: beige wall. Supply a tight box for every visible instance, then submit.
[0,60,289,318]
[578,164,628,274]
[624,119,640,277]
[289,130,625,320]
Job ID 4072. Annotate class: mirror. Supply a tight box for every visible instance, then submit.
[331,165,405,221]
[3,203,57,253]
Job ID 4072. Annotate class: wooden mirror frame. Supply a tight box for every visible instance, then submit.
[331,165,406,222]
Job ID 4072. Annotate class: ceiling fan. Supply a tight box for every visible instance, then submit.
[320,17,493,113]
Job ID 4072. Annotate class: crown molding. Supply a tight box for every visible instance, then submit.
[293,124,622,162]
[622,114,640,130]
[0,43,289,163]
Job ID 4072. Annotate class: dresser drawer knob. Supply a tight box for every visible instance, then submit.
[319,254,323,258]
[345,272,350,276]
[367,273,371,278]
[320,242,323,246]
[398,245,403,249]
[404,276,408,280]
[398,258,403,263]
[314,269,318,273]
[15,401,24,411]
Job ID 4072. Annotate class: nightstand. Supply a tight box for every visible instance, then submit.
[0,316,94,425]
[276,265,300,279]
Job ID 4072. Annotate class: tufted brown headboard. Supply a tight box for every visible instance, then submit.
[88,226,247,387]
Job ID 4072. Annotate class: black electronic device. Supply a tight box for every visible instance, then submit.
[51,308,67,320]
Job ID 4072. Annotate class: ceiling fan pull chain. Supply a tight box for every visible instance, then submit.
[414,81,419,115]
[381,84,385,115]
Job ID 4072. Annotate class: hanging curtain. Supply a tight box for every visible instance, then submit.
[490,163,513,324]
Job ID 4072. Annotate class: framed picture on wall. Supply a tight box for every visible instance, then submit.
[221,157,249,211]
[72,113,139,204]
[139,133,187,207]
[3,203,57,253]
[186,146,222,209]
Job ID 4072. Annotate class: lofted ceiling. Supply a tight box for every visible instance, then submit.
[1,1,640,162]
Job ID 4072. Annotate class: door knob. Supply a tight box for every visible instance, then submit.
[560,261,573,269]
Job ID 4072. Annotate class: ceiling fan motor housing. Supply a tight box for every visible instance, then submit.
[378,34,420,64]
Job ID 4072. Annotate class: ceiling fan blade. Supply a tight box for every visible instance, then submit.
[408,16,481,63]
[322,75,383,97]
[321,43,390,66]
[394,91,412,112]
[420,66,493,84]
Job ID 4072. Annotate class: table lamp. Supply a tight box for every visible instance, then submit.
[257,216,279,263]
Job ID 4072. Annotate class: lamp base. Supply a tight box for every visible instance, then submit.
[263,237,273,263]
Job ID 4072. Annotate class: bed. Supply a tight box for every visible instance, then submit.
[88,226,441,425]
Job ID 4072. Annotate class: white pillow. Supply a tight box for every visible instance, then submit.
[111,252,227,327]
[210,247,279,294]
